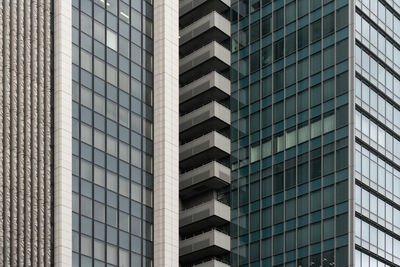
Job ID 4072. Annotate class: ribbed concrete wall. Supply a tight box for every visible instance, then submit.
[0,0,53,266]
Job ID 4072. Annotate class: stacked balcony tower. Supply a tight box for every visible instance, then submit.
[178,0,232,266]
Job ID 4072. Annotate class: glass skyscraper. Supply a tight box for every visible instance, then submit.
[353,0,400,266]
[71,0,155,266]
[230,0,400,266]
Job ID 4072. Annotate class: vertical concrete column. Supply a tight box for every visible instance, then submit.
[153,0,180,266]
[53,0,72,266]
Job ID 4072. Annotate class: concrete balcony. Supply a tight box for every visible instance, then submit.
[180,161,231,199]
[180,41,230,86]
[180,0,230,28]
[180,11,230,57]
[180,101,230,142]
[180,199,230,235]
[179,131,230,171]
[180,72,230,113]
[180,230,230,264]
[192,259,230,267]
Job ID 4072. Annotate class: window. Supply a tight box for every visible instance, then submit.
[81,50,92,72]
[81,13,92,36]
[81,124,92,145]
[262,15,272,36]
[286,230,296,251]
[262,139,272,158]
[285,32,296,55]
[298,162,308,184]
[298,195,308,216]
[323,153,334,175]
[131,148,142,168]
[310,52,321,75]
[250,51,260,72]
[275,134,284,153]
[286,128,296,148]
[310,190,321,212]
[323,113,334,133]
[323,79,334,100]
[274,39,284,60]
[297,226,308,247]
[107,245,118,265]
[274,8,284,30]
[323,13,335,36]
[298,124,309,144]
[323,46,334,69]
[311,119,321,138]
[336,214,348,235]
[323,186,334,207]
[107,136,117,157]
[336,147,348,170]
[262,45,272,66]
[298,59,308,81]
[310,157,321,178]
[144,188,153,207]
[298,26,309,49]
[285,64,296,86]
[286,2,296,24]
[286,95,296,118]
[336,105,348,128]
[274,204,284,224]
[336,181,348,204]
[274,101,284,122]
[310,84,321,107]
[336,39,348,62]
[107,29,118,51]
[324,218,334,239]
[106,65,118,86]
[131,182,142,203]
[251,143,260,163]
[310,222,321,243]
[311,20,321,42]
[250,21,260,42]
[298,0,308,17]
[81,236,92,257]
[94,57,105,79]
[298,91,308,112]
[94,240,105,261]
[336,6,348,30]
[94,21,105,43]
[336,72,348,95]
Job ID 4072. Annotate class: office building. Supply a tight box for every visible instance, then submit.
[1,0,400,267]
[0,0,180,266]
[178,0,232,266]
[230,0,400,266]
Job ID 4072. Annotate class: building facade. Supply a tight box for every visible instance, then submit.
[69,0,180,266]
[230,0,400,266]
[1,0,180,267]
[353,0,400,266]
[178,0,232,266]
[70,0,157,265]
[1,0,400,267]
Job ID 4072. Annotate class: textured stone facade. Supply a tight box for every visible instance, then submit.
[0,0,53,266]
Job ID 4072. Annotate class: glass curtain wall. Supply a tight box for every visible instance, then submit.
[354,0,400,266]
[71,0,154,266]
[230,0,350,266]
